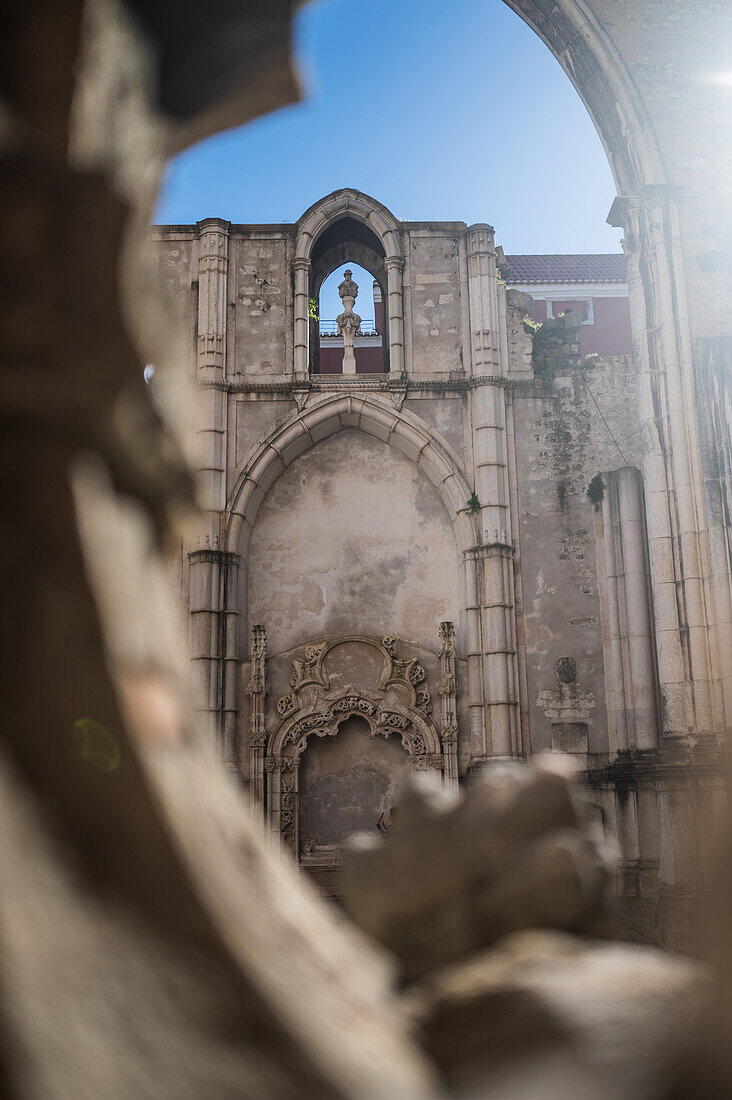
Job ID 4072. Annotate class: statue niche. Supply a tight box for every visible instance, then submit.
[247,630,459,869]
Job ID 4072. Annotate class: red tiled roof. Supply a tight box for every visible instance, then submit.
[501,254,627,284]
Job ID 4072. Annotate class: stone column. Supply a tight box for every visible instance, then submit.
[293,257,311,380]
[385,256,404,376]
[610,192,720,740]
[188,547,230,749]
[247,625,268,808]
[609,190,729,939]
[599,468,659,751]
[437,622,460,790]
[221,551,241,765]
[189,221,231,755]
[466,224,519,758]
[196,218,229,383]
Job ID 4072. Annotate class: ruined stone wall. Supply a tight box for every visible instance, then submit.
[406,227,467,377]
[233,231,293,378]
[241,430,467,777]
[146,209,674,913]
[511,356,643,756]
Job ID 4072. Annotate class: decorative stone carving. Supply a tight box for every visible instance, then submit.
[247,625,268,802]
[197,219,229,377]
[336,269,362,375]
[376,709,412,733]
[290,641,329,691]
[277,693,295,716]
[389,383,407,411]
[280,769,297,840]
[265,634,449,856]
[334,695,376,716]
[292,386,310,412]
[410,732,427,755]
[437,622,460,789]
[416,689,432,714]
[539,654,595,740]
[556,656,577,684]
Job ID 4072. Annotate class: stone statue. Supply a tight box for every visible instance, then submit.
[337,268,362,374]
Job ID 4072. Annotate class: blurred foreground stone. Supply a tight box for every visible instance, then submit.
[344,768,708,1098]
[343,765,611,981]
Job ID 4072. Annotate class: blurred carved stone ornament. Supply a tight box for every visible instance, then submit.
[557,656,577,684]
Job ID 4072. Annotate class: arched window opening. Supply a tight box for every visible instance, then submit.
[308,215,389,375]
[316,265,385,375]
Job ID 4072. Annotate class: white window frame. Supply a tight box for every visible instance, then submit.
[545,296,595,325]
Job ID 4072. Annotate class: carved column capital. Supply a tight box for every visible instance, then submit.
[466,223,495,257]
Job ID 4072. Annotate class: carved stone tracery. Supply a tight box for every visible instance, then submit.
[246,625,268,802]
[259,632,459,855]
[438,622,460,787]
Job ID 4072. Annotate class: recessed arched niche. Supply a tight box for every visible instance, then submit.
[293,189,405,381]
[310,217,388,375]
[298,713,411,853]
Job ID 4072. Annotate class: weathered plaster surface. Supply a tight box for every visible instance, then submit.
[409,235,464,374]
[511,357,643,752]
[248,430,460,656]
[403,395,466,462]
[234,236,290,376]
[299,716,412,847]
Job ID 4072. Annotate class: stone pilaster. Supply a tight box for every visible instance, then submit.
[385,256,404,376]
[597,467,659,752]
[293,257,310,380]
[437,621,460,789]
[196,218,229,381]
[188,547,239,755]
[609,191,724,741]
[195,220,230,566]
[466,541,519,758]
[247,624,268,808]
[466,224,519,758]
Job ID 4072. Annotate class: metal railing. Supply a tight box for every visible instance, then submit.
[319,319,379,336]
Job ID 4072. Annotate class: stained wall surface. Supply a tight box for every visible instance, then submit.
[247,430,461,655]
[299,716,412,847]
[510,357,643,753]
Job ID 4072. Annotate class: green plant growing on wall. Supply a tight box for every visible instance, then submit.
[308,296,319,321]
[587,474,605,511]
[557,482,568,511]
[522,315,542,333]
[467,491,481,515]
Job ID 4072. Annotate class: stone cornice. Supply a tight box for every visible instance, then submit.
[188,548,240,565]
[200,375,509,396]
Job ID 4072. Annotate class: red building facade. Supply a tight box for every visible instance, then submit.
[502,254,632,358]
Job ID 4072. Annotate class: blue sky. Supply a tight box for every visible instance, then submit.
[156,0,623,303]
[320,264,376,323]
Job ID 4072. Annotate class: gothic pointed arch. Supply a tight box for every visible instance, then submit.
[295,189,403,263]
[292,190,405,377]
[224,393,478,562]
[262,634,454,854]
